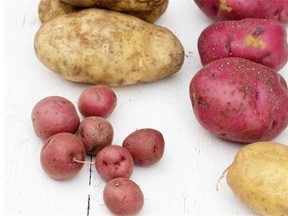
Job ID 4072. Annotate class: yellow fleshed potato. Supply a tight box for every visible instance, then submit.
[34,8,184,86]
[226,142,288,216]
[38,0,168,23]
[61,0,167,11]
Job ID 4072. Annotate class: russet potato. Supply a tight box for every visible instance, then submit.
[38,0,169,23]
[34,8,184,86]
[226,141,288,215]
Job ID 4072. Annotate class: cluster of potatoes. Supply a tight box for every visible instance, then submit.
[192,0,288,215]
[32,0,288,215]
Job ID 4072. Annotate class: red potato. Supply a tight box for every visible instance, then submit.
[31,96,80,140]
[194,0,288,24]
[198,18,288,71]
[103,177,144,216]
[95,145,134,182]
[122,128,165,166]
[78,85,117,118]
[40,132,86,180]
[75,116,114,155]
[189,57,288,143]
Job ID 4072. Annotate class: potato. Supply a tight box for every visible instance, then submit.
[61,0,166,11]
[40,132,86,181]
[34,8,184,86]
[226,141,288,216]
[95,145,134,182]
[78,85,117,118]
[122,128,165,166]
[198,18,288,71]
[189,57,288,143]
[31,96,80,140]
[38,0,168,23]
[194,0,288,24]
[75,116,114,155]
[103,177,144,216]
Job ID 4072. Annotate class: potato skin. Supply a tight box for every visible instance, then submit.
[34,8,184,86]
[38,0,168,23]
[194,0,288,24]
[189,57,288,143]
[61,0,166,11]
[198,18,288,71]
[103,178,144,216]
[226,141,288,216]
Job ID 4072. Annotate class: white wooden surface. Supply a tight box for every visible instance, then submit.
[4,0,288,215]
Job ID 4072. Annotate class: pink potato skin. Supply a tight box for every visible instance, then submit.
[198,18,288,71]
[194,0,288,24]
[40,132,86,181]
[103,178,144,216]
[95,145,134,182]
[75,116,114,155]
[78,85,117,118]
[31,96,80,140]
[189,57,288,143]
[122,128,165,166]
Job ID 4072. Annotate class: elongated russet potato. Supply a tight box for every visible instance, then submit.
[61,0,166,11]
[34,8,184,86]
[226,141,288,215]
[38,0,169,23]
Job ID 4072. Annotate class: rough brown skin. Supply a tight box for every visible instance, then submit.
[189,57,288,143]
[198,18,288,71]
[40,132,86,181]
[31,96,80,141]
[38,0,169,23]
[122,128,165,166]
[61,0,166,11]
[75,116,114,155]
[194,0,288,25]
[103,178,144,216]
[95,145,134,182]
[78,85,117,118]
[226,141,288,215]
[34,8,184,86]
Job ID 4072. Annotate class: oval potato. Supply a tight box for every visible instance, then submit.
[38,0,169,23]
[34,8,184,86]
[226,141,288,216]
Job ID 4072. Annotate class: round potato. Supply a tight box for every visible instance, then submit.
[95,145,134,182]
[40,132,86,181]
[34,8,184,86]
[31,96,80,140]
[226,141,288,215]
[103,177,144,216]
[122,128,165,166]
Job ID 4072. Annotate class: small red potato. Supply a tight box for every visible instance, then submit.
[31,96,80,140]
[95,145,134,182]
[198,18,288,71]
[103,177,144,216]
[75,116,114,155]
[78,85,117,118]
[194,0,288,24]
[40,132,86,181]
[189,57,288,143]
[122,128,165,166]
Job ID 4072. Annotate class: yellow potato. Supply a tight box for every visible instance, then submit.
[34,8,184,86]
[226,141,288,216]
[61,0,167,11]
[38,0,168,23]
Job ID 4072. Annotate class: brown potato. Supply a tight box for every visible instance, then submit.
[226,141,288,215]
[61,0,166,11]
[38,0,168,23]
[34,8,184,86]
